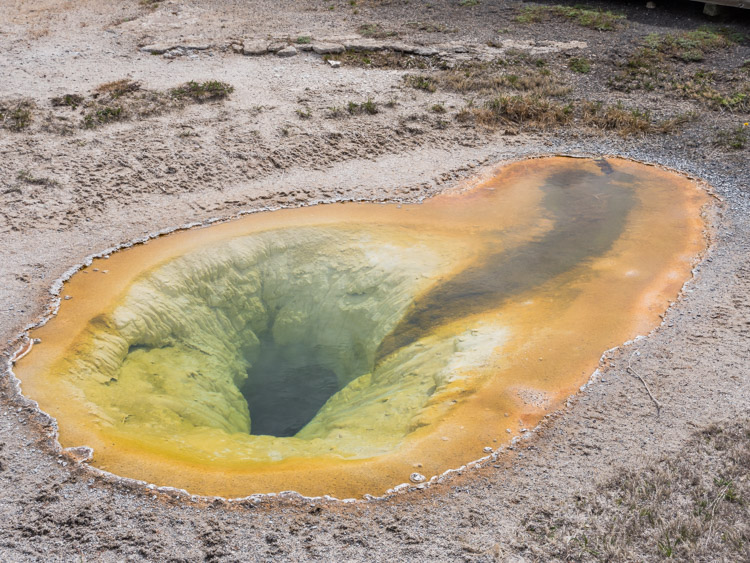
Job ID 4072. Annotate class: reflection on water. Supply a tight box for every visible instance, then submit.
[378,169,636,361]
[13,157,707,498]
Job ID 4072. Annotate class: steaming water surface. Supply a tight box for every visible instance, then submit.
[13,157,707,498]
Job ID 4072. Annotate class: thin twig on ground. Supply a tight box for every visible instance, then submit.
[627,352,663,416]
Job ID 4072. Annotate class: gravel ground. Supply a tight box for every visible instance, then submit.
[0,0,749,560]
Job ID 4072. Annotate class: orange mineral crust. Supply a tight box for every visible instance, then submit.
[14,157,708,498]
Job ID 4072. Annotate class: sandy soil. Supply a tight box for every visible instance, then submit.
[1,0,749,560]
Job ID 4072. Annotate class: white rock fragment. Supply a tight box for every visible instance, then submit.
[409,472,426,483]
[63,446,93,463]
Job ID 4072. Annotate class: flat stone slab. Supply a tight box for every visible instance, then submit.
[141,42,209,54]
[276,45,298,57]
[180,43,210,51]
[342,39,384,51]
[267,42,287,53]
[140,44,174,54]
[496,39,587,54]
[242,40,268,55]
[312,42,345,55]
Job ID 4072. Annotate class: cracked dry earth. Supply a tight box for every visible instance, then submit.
[1,0,749,561]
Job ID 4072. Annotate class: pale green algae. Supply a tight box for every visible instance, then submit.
[56,225,506,463]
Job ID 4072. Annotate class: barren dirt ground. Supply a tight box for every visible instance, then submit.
[1,0,749,561]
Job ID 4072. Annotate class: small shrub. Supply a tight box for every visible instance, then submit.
[430,103,446,113]
[0,103,33,131]
[361,98,378,114]
[83,106,124,128]
[296,36,312,44]
[50,94,84,109]
[459,0,480,6]
[405,74,437,92]
[569,57,591,74]
[347,98,379,115]
[296,107,312,119]
[170,80,234,102]
[327,106,344,118]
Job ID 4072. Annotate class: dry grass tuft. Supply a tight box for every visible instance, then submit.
[95,79,141,98]
[480,95,572,128]
[518,419,750,561]
[428,59,569,99]
[610,29,747,112]
[580,101,652,134]
[329,50,441,70]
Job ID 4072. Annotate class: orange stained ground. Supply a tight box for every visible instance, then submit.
[13,157,708,499]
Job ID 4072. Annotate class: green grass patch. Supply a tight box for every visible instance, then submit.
[644,28,738,62]
[569,57,591,73]
[715,125,748,149]
[516,5,625,31]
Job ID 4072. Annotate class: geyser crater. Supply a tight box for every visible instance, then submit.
[11,157,708,499]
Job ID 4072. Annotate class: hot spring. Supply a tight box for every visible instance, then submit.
[13,157,707,498]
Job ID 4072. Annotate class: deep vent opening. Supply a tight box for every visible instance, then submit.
[240,333,342,437]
